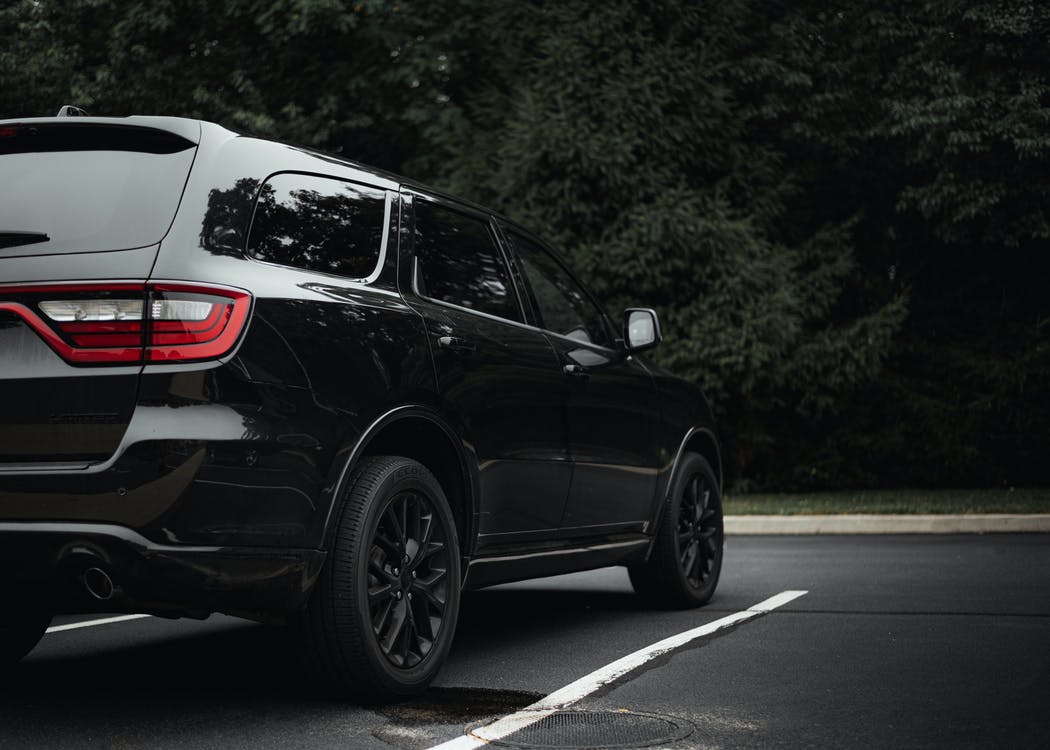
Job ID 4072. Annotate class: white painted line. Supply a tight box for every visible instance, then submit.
[428,589,808,750]
[45,614,152,634]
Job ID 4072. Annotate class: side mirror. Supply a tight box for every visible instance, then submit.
[623,308,662,353]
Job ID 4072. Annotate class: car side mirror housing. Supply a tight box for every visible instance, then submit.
[623,308,662,353]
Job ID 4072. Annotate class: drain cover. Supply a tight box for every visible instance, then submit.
[469,709,694,749]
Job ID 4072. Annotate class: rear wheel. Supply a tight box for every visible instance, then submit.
[0,608,50,666]
[293,455,461,701]
[629,452,723,608]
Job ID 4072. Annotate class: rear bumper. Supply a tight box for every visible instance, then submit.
[0,522,325,621]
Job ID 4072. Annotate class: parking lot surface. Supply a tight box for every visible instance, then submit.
[3,534,1047,749]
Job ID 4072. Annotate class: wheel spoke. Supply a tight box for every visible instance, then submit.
[368,581,394,605]
[385,503,406,548]
[680,540,698,575]
[410,595,436,642]
[381,602,408,657]
[689,541,704,582]
[398,608,415,665]
[404,502,423,564]
[419,508,434,549]
[398,497,410,548]
[410,539,446,571]
[372,597,396,638]
[368,558,394,582]
[412,568,447,610]
[374,530,400,557]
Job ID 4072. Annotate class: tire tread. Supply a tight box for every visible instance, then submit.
[292,455,459,700]
[630,452,723,609]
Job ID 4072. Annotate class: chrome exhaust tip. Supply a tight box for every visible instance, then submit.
[82,567,117,601]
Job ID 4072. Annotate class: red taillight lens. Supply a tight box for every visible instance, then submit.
[0,283,145,363]
[39,295,146,361]
[0,281,251,365]
[146,283,251,362]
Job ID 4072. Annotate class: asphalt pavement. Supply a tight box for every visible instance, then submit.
[3,534,1048,749]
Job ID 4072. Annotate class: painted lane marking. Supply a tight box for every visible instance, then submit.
[45,614,152,633]
[428,589,808,750]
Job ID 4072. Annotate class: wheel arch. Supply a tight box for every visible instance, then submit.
[644,426,722,559]
[320,406,478,561]
[680,428,722,493]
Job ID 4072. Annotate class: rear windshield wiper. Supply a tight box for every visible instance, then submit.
[0,231,50,250]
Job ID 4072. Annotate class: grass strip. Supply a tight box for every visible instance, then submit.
[723,488,1050,515]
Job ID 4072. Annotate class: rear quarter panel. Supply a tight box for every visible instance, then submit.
[106,131,437,548]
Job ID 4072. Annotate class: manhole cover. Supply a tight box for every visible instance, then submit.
[468,708,694,749]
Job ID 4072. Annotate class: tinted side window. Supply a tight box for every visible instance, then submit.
[507,232,611,347]
[247,173,386,278]
[414,200,521,322]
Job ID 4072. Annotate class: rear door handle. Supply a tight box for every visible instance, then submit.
[438,335,477,354]
[563,364,589,377]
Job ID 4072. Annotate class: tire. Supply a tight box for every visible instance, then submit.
[629,452,724,608]
[292,455,461,701]
[0,609,51,666]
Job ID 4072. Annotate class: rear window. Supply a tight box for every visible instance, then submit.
[246,172,387,279]
[0,123,196,256]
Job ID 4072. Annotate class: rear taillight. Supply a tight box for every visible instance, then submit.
[145,283,251,362]
[0,282,251,365]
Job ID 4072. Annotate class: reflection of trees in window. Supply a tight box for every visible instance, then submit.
[508,233,608,346]
[415,201,520,322]
[199,177,260,257]
[247,174,385,278]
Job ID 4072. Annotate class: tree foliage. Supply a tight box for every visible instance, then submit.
[2,0,1046,489]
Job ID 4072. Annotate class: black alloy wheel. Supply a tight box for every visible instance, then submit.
[292,455,461,701]
[629,452,724,608]
[367,489,451,669]
[676,471,721,589]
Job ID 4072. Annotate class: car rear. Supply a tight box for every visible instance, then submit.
[0,118,199,465]
[0,117,322,620]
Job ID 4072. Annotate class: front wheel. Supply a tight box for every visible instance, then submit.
[0,608,51,666]
[629,452,724,608]
[292,456,461,701]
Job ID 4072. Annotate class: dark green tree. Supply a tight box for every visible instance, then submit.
[0,0,449,169]
[3,0,1046,489]
[403,1,907,488]
[768,2,1050,486]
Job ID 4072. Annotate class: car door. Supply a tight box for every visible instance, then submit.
[401,191,571,542]
[500,226,662,533]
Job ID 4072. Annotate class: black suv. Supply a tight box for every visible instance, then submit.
[0,115,723,699]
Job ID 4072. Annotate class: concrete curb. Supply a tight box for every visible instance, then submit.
[725,513,1050,535]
